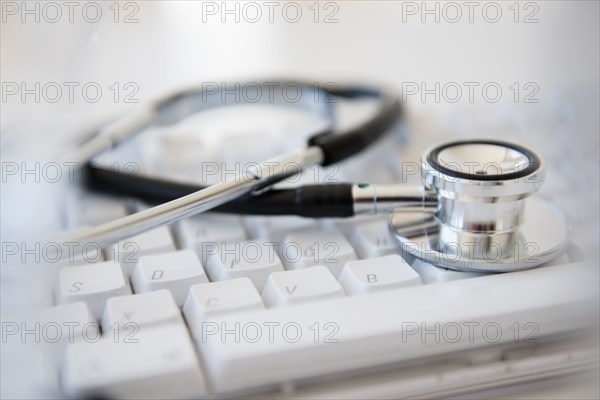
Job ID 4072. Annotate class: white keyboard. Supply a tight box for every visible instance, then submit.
[1,98,599,400]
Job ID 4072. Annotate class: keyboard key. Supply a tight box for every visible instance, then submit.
[57,261,131,320]
[261,266,345,307]
[62,324,207,399]
[243,215,316,240]
[198,262,598,394]
[42,247,104,295]
[54,243,104,267]
[143,129,215,183]
[64,191,129,229]
[205,241,284,291]
[101,290,184,334]
[320,214,380,236]
[2,302,97,368]
[174,214,246,261]
[279,230,357,277]
[338,148,397,184]
[350,219,401,258]
[339,255,422,295]
[220,130,283,166]
[130,250,208,306]
[105,226,176,277]
[409,259,489,284]
[1,341,62,399]
[183,278,263,330]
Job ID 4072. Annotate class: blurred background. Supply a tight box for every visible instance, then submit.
[2,1,598,127]
[2,0,599,225]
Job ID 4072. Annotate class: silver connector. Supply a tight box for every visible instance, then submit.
[352,184,438,215]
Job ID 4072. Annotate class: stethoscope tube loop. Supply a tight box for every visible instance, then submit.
[308,93,402,165]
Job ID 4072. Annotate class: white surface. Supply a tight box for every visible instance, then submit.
[411,259,489,283]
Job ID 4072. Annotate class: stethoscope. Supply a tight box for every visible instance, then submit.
[62,81,570,273]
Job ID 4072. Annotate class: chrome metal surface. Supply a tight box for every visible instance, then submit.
[390,196,570,272]
[423,142,545,202]
[436,143,531,176]
[352,184,438,215]
[421,141,546,259]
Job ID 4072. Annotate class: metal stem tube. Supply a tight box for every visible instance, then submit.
[352,184,438,215]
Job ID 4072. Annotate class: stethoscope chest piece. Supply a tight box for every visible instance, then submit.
[390,140,570,272]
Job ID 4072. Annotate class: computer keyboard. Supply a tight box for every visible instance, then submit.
[1,97,598,400]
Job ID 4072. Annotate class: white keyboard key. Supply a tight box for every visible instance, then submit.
[1,302,97,368]
[144,129,214,183]
[320,214,381,236]
[261,266,345,307]
[338,148,397,184]
[62,324,207,399]
[410,259,490,284]
[131,250,208,306]
[175,214,246,261]
[57,261,131,320]
[350,219,401,258]
[339,255,422,295]
[101,290,184,334]
[220,130,283,166]
[105,226,176,277]
[205,241,284,291]
[65,191,129,229]
[279,230,357,277]
[183,278,264,331]
[41,249,104,297]
[198,262,598,393]
[1,341,62,399]
[243,215,316,240]
[53,243,104,267]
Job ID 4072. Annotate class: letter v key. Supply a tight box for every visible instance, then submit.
[285,285,297,295]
